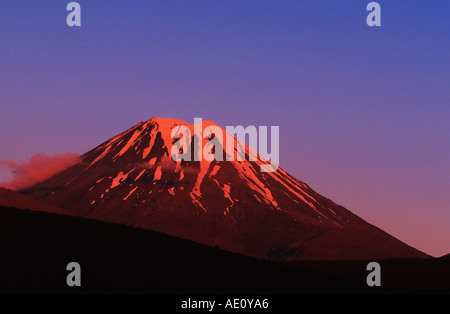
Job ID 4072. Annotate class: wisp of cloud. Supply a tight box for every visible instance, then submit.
[0,153,80,190]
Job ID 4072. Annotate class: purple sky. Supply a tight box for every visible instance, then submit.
[0,1,449,257]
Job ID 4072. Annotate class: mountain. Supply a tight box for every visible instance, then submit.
[0,187,68,215]
[22,117,426,260]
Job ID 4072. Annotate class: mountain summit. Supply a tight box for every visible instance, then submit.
[23,117,426,260]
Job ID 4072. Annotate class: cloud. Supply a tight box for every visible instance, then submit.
[157,155,177,171]
[0,153,80,190]
[135,155,177,171]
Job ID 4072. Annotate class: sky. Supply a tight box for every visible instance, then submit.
[0,1,448,257]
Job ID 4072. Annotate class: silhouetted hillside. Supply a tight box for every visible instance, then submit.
[441,253,450,260]
[0,206,359,293]
[0,206,448,294]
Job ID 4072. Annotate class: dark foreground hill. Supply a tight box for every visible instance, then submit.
[0,206,448,294]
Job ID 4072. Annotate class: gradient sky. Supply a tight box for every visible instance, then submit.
[0,1,449,257]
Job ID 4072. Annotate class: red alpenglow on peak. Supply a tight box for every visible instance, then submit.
[23,117,426,260]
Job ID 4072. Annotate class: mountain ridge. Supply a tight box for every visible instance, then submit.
[0,187,69,215]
